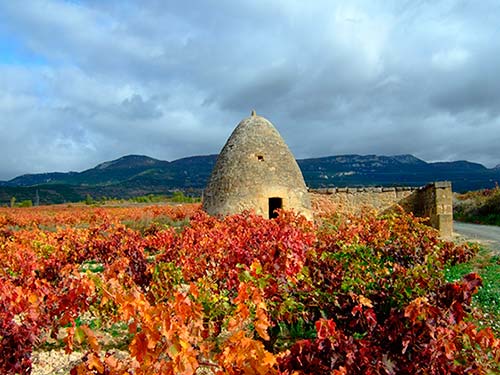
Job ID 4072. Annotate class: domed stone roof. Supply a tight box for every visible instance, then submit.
[203,111,312,220]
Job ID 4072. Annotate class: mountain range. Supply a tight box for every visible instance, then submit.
[1,154,499,205]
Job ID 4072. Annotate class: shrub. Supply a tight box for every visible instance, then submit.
[0,205,497,375]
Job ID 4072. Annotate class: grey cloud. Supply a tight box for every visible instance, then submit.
[119,95,163,120]
[0,0,500,180]
[219,65,298,113]
[430,58,500,116]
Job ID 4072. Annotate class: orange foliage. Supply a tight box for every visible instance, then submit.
[0,203,497,375]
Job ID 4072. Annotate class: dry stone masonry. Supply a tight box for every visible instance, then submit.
[203,111,312,220]
[310,181,453,237]
[203,111,453,237]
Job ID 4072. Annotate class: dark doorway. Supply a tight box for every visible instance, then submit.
[269,197,283,219]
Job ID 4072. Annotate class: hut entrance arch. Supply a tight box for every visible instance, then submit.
[269,197,283,219]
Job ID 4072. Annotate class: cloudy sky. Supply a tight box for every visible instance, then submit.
[0,0,499,180]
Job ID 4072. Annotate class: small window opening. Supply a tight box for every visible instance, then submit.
[257,155,264,161]
[269,197,283,219]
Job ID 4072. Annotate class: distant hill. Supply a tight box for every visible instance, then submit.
[298,154,498,191]
[0,153,499,205]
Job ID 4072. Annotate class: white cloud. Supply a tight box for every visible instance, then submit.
[432,48,470,71]
[0,0,499,180]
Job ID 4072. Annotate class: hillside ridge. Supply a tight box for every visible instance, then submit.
[0,153,499,204]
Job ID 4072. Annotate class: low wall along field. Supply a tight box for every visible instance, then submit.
[310,181,453,237]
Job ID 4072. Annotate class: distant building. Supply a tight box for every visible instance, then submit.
[203,111,312,220]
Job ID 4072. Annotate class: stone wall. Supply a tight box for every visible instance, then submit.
[309,181,453,238]
[411,181,453,238]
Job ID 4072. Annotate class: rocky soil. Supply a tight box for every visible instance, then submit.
[32,349,130,375]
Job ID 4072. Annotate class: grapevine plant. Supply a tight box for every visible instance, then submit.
[0,204,498,374]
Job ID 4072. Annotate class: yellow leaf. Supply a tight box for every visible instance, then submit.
[359,295,373,308]
[179,339,190,350]
[28,293,38,304]
[74,326,85,345]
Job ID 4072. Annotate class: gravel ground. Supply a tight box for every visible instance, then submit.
[32,349,131,375]
[32,349,85,375]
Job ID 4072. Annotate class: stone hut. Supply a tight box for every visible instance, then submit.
[203,111,312,220]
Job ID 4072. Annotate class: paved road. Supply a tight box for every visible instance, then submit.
[454,221,500,253]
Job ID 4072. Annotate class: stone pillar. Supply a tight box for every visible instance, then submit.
[432,181,453,238]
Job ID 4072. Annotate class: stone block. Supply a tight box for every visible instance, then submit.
[434,181,452,189]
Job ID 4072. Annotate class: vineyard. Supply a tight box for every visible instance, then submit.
[454,186,500,226]
[1,203,499,374]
